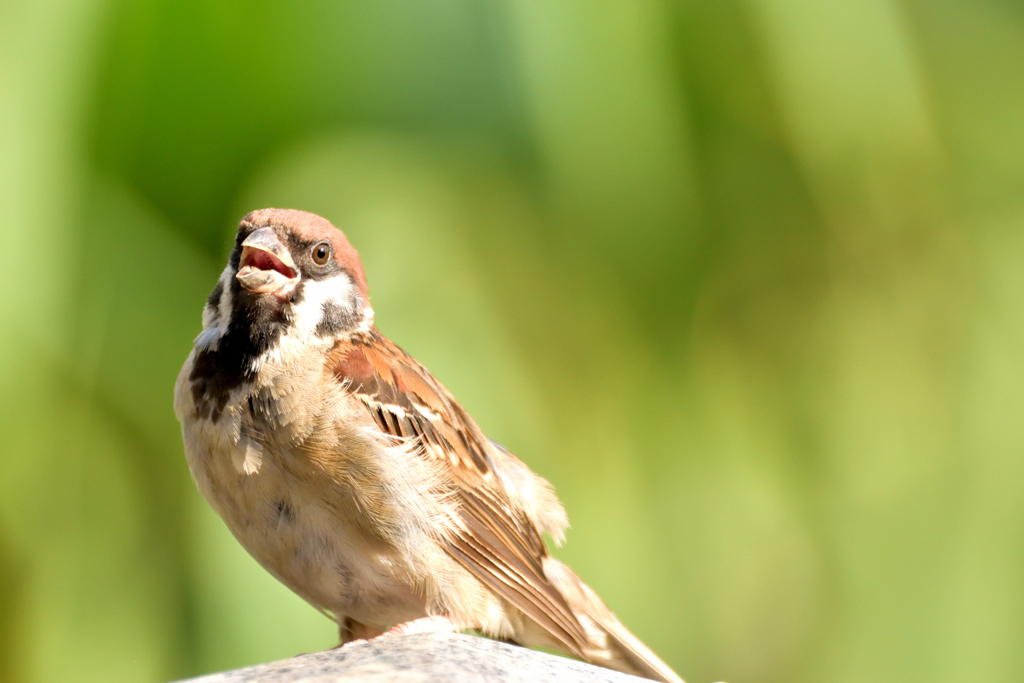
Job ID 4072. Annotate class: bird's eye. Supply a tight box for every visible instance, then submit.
[311,242,331,265]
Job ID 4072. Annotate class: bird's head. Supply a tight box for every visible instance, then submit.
[198,209,372,358]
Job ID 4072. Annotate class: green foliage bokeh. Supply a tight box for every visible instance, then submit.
[2,1,1023,682]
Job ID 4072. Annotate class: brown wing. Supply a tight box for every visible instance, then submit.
[328,328,589,657]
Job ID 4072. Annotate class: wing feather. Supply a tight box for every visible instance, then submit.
[327,329,588,656]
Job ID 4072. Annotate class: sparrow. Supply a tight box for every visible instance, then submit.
[174,208,683,683]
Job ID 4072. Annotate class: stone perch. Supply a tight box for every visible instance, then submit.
[181,632,652,683]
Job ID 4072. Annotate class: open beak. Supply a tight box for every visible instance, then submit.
[236,227,299,295]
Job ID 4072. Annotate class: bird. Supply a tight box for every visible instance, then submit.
[174,208,684,683]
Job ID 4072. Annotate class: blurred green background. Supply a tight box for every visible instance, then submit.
[2,1,1023,682]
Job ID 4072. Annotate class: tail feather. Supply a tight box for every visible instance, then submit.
[539,558,684,683]
[596,610,685,683]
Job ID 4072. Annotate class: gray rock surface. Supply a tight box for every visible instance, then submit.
[182,632,647,683]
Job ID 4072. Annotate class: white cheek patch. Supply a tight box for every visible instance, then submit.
[201,302,218,330]
[291,275,362,340]
[196,266,236,351]
[252,274,362,372]
[216,265,235,333]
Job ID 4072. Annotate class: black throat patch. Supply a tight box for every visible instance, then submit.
[189,272,300,423]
